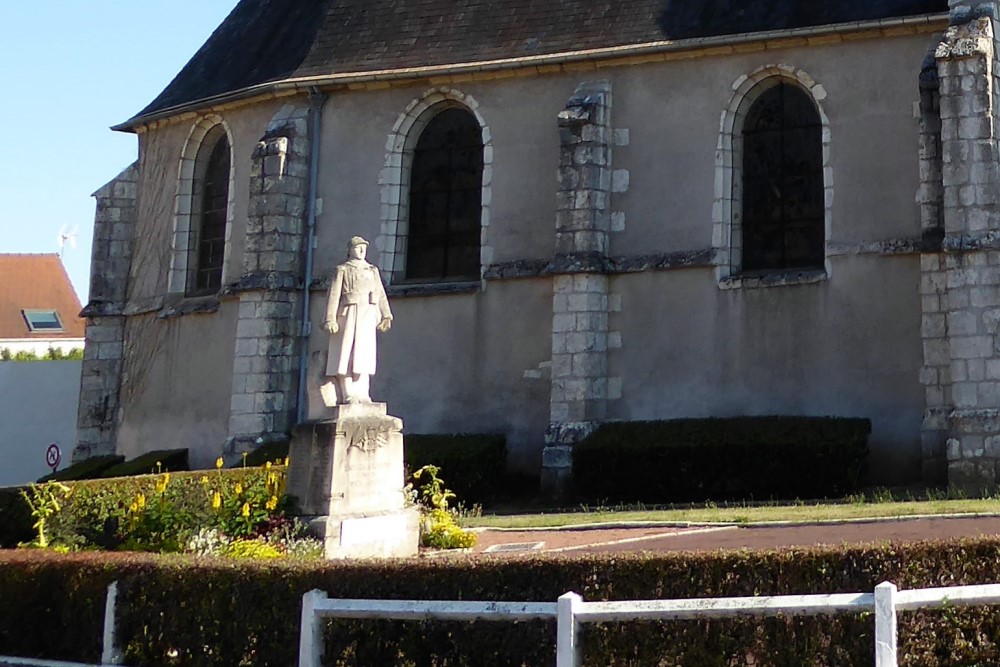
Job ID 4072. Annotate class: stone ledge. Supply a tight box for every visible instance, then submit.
[224,271,300,293]
[386,281,480,297]
[719,269,827,290]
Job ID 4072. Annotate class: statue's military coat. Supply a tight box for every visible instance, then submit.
[325,259,392,377]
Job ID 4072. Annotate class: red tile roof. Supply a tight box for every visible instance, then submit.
[0,254,85,340]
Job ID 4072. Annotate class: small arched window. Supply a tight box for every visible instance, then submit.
[741,82,824,273]
[187,126,231,295]
[405,108,484,281]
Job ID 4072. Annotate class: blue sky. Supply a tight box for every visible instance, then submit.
[0,1,239,303]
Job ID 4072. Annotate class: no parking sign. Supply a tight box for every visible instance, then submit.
[45,443,61,472]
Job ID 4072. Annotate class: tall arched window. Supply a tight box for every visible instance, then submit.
[187,126,231,295]
[405,108,484,281]
[741,82,824,273]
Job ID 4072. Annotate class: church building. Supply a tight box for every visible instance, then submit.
[76,0,1000,494]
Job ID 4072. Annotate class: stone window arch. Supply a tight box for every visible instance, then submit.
[377,88,493,285]
[169,116,236,295]
[714,66,832,284]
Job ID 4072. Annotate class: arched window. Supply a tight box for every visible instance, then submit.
[405,108,484,281]
[187,126,231,295]
[740,82,824,273]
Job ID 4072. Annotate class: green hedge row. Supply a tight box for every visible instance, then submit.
[403,433,507,503]
[573,417,871,503]
[3,539,1000,665]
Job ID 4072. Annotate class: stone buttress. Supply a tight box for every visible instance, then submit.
[225,105,312,454]
[921,0,1000,493]
[73,163,138,462]
[541,81,614,495]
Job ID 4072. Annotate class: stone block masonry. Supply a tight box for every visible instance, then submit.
[226,104,311,454]
[921,5,1000,494]
[74,164,138,462]
[543,81,613,497]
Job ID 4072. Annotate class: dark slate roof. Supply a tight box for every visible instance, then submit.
[127,0,948,126]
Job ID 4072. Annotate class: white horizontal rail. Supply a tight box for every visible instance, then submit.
[895,583,1000,610]
[314,597,558,621]
[575,592,874,622]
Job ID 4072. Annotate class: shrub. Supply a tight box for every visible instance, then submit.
[38,454,125,482]
[0,487,33,548]
[404,433,506,503]
[573,416,871,503]
[223,538,284,560]
[408,465,477,549]
[99,448,190,478]
[18,466,288,552]
[6,539,1000,665]
[240,440,290,468]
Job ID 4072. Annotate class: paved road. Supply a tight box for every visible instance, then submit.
[471,515,1000,556]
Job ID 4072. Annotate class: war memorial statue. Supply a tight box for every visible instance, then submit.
[321,236,393,406]
[287,236,419,559]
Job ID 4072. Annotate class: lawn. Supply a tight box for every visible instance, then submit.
[462,493,1000,529]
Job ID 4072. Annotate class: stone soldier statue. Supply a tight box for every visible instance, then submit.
[322,236,393,404]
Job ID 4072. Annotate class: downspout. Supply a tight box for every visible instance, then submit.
[296,88,328,424]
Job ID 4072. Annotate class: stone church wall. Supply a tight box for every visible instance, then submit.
[84,26,940,483]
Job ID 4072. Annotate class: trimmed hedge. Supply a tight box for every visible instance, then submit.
[37,454,125,482]
[404,433,507,503]
[99,448,189,478]
[0,487,32,548]
[4,538,1000,665]
[573,417,871,503]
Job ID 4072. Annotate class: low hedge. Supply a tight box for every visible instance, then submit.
[37,454,124,482]
[404,433,507,503]
[4,538,1000,665]
[573,417,871,503]
[99,448,189,478]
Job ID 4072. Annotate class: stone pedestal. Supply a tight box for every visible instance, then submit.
[287,402,419,558]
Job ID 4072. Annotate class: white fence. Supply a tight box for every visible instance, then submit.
[298,582,1000,667]
[9,579,1000,666]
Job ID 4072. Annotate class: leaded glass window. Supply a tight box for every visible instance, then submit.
[406,108,483,281]
[741,83,824,273]
[187,128,230,295]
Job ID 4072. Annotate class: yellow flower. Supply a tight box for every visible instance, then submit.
[241,502,250,518]
[234,482,244,496]
[200,475,210,486]
[265,495,278,511]
[215,457,224,469]
[136,493,146,510]
[265,461,272,470]
[129,502,138,514]
[284,457,290,466]
[211,491,221,510]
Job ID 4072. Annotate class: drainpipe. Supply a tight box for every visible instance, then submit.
[296,87,327,424]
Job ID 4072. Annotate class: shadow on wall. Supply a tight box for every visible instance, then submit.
[0,361,81,487]
[657,0,948,40]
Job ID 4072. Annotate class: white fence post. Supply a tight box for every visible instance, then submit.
[101,580,124,665]
[874,582,898,667]
[557,592,583,667]
[299,589,328,667]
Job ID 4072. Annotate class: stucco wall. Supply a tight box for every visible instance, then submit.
[115,306,237,469]
[114,30,933,482]
[0,361,81,487]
